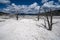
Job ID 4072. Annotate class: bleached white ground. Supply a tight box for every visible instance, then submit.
[0,16,60,40]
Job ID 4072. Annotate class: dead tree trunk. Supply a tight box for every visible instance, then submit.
[44,9,53,31]
[48,13,53,30]
[16,13,18,20]
[37,7,40,21]
[37,14,39,21]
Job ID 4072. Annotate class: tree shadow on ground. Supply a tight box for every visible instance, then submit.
[36,21,59,30]
[0,20,5,22]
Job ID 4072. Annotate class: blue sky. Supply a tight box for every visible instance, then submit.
[0,0,60,13]
[11,0,41,5]
[0,0,41,9]
[10,0,59,5]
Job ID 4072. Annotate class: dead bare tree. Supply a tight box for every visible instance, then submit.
[16,10,19,20]
[37,14,40,21]
[48,11,53,30]
[37,7,40,21]
[43,8,53,31]
[16,14,18,20]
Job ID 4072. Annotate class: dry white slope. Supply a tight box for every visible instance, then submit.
[0,18,60,40]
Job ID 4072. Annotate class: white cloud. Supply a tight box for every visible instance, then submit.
[0,0,10,4]
[28,2,40,13]
[39,0,60,13]
[42,1,55,8]
[3,3,21,13]
[2,2,40,14]
[2,1,60,14]
[58,0,60,2]
[42,0,48,3]
[42,1,60,11]
[29,2,38,8]
[29,2,40,10]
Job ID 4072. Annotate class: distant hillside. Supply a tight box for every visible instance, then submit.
[0,12,9,16]
[39,10,60,16]
[0,10,60,16]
